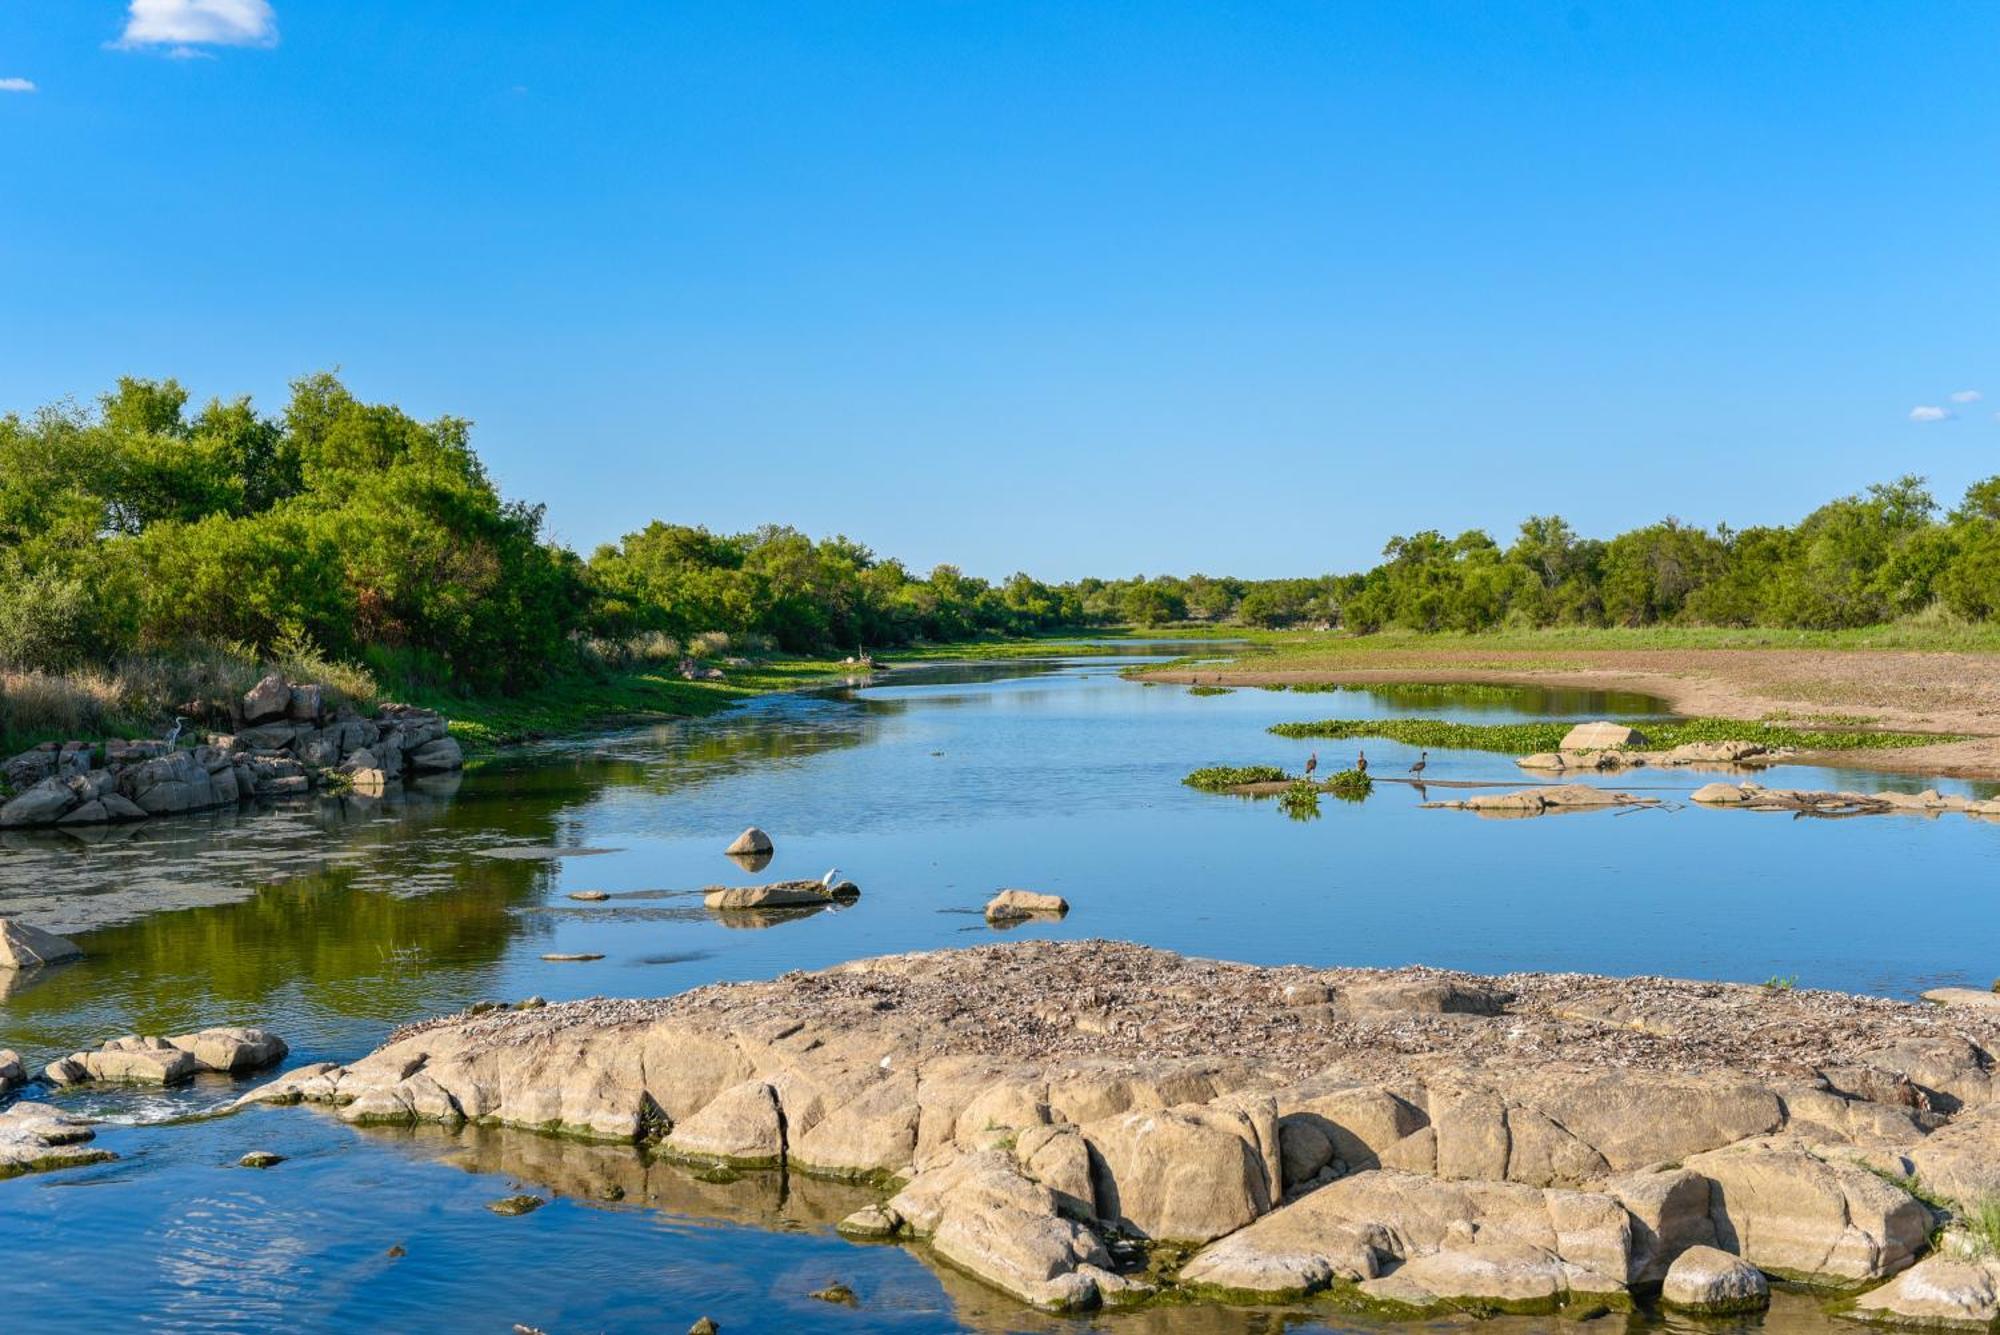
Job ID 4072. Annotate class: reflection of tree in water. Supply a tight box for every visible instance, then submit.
[0,795,562,1056]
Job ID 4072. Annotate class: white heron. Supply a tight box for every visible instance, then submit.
[820,867,843,888]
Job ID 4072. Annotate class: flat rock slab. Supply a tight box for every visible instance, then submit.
[1923,987,2000,1012]
[0,1103,114,1180]
[703,880,859,911]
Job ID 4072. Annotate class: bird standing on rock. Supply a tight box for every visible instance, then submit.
[164,716,189,749]
[820,868,842,888]
[1304,751,1317,781]
[1409,750,1428,776]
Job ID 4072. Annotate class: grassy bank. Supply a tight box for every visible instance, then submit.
[1266,717,1959,754]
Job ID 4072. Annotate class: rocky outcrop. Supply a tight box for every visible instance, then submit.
[0,1102,113,1179]
[0,680,462,830]
[1853,1254,2000,1327]
[235,941,1998,1316]
[1519,737,1785,773]
[0,1049,25,1098]
[0,917,82,970]
[1689,781,2000,821]
[47,1027,288,1087]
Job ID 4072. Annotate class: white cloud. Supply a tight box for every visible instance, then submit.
[0,77,35,93]
[1909,405,1954,423]
[1950,389,1983,404]
[119,0,277,50]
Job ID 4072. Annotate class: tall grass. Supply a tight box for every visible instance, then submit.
[0,637,379,756]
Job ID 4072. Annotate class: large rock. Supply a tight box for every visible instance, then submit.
[1359,1241,1625,1315]
[1602,1165,1717,1283]
[887,1151,1117,1310]
[0,918,83,969]
[986,890,1069,921]
[241,672,292,724]
[661,1079,785,1165]
[1661,1244,1769,1314]
[286,683,325,723]
[1852,1254,2000,1327]
[119,750,224,815]
[1559,721,1646,751]
[76,1036,202,1085]
[0,776,80,827]
[1903,1104,2000,1205]
[0,1049,25,1097]
[1083,1096,1278,1242]
[1687,1142,1932,1284]
[0,1102,113,1180]
[408,736,464,773]
[1183,1169,1631,1306]
[703,880,857,911]
[725,826,773,856]
[165,1027,289,1074]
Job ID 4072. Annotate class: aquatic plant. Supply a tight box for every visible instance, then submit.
[1183,764,1287,791]
[1325,768,1373,800]
[1278,780,1321,821]
[1187,685,1234,696]
[1267,717,1954,754]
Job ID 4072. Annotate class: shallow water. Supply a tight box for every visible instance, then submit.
[3,655,1995,1330]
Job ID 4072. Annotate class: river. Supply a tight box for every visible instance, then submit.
[3,652,1996,1331]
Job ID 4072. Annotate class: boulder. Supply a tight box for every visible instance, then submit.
[1904,1104,2000,1205]
[1602,1165,1717,1283]
[0,776,80,827]
[661,1079,785,1165]
[0,1049,25,1097]
[1661,1245,1769,1314]
[0,918,83,970]
[120,750,224,815]
[1082,1097,1278,1242]
[1516,752,1567,771]
[165,1027,289,1074]
[1691,782,1753,804]
[725,826,773,856]
[891,1152,1114,1310]
[408,736,464,773]
[286,683,325,723]
[1560,721,1646,750]
[241,672,292,725]
[1687,1142,1932,1283]
[1852,1255,2000,1327]
[985,890,1069,921]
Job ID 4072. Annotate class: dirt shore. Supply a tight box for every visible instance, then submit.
[1151,646,2000,780]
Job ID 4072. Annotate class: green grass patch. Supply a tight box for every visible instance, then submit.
[1186,684,1234,697]
[1267,716,1956,754]
[1183,764,1287,791]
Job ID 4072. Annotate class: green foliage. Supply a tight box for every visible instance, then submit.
[1183,764,1287,791]
[1278,780,1321,820]
[1325,768,1373,799]
[1187,684,1234,696]
[1964,1198,2000,1258]
[1761,975,1797,992]
[1268,716,1954,753]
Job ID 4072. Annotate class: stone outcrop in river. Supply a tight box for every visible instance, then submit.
[241,941,2000,1323]
[0,673,462,830]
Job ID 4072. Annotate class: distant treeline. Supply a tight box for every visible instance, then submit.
[1093,473,2000,633]
[4,375,1999,696]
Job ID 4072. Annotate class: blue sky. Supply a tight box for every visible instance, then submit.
[2,2,1995,579]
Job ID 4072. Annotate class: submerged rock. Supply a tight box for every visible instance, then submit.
[1853,1254,2000,1327]
[52,1026,288,1087]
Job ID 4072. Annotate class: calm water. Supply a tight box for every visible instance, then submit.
[3,655,1996,1331]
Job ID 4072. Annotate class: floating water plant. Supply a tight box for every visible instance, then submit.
[1183,764,1287,791]
[1325,768,1373,800]
[1278,780,1321,821]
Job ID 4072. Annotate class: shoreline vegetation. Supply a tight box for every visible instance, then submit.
[7,374,2000,766]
